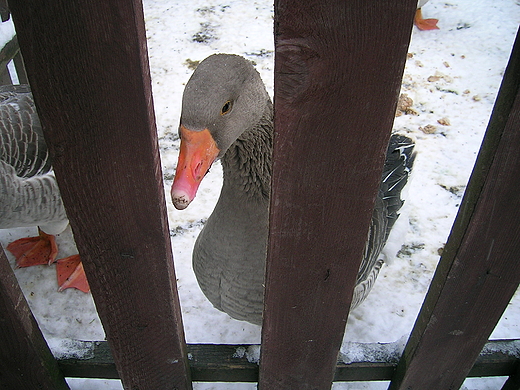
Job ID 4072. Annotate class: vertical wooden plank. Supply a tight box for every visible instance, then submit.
[9,1,191,389]
[502,362,520,390]
[259,1,416,389]
[0,66,11,84]
[390,29,520,390]
[0,249,69,390]
[0,0,8,22]
[13,52,28,85]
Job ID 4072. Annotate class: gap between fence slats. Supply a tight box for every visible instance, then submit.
[390,27,520,390]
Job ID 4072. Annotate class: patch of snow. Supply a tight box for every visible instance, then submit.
[339,337,407,365]
[48,338,96,360]
[1,0,519,389]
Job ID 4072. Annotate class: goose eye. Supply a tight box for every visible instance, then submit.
[221,100,233,115]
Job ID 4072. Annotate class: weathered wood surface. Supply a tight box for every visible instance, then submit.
[9,1,191,389]
[55,340,520,382]
[0,0,8,22]
[13,50,28,85]
[0,36,19,69]
[0,249,69,390]
[0,35,19,85]
[59,342,259,382]
[502,360,520,390]
[390,28,520,390]
[259,1,417,389]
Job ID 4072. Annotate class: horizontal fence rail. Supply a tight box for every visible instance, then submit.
[54,340,520,382]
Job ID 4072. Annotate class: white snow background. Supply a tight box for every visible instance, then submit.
[1,0,519,389]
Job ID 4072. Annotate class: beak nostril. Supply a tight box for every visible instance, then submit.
[194,161,204,180]
[171,127,220,210]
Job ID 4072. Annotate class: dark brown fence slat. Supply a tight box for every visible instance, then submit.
[502,361,520,390]
[0,0,8,22]
[0,249,69,390]
[9,1,191,389]
[0,66,11,84]
[259,1,416,389]
[390,28,520,390]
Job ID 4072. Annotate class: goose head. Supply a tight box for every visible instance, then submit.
[171,54,270,210]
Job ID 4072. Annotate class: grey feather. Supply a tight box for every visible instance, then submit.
[0,85,68,234]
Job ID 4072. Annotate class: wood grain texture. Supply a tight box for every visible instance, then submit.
[0,249,69,390]
[0,0,8,22]
[260,1,416,389]
[0,36,19,72]
[9,1,191,389]
[390,29,520,390]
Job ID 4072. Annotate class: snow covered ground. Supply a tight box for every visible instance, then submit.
[1,0,519,389]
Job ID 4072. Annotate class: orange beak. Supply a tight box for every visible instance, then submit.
[171,125,220,210]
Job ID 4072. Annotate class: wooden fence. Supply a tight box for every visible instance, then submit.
[1,0,520,389]
[0,36,25,85]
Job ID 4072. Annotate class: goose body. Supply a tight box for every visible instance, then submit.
[0,85,68,233]
[171,54,415,325]
[0,85,88,292]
